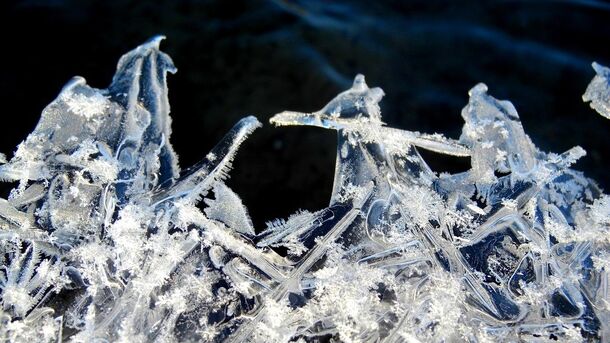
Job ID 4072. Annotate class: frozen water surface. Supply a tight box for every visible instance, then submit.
[0,38,608,342]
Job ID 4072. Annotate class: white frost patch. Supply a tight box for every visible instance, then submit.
[62,91,110,119]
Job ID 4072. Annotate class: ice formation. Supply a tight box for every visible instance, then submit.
[584,62,610,120]
[0,37,608,342]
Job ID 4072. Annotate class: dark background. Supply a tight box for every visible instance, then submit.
[1,0,609,227]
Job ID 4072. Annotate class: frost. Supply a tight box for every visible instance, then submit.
[0,37,609,342]
[583,62,610,119]
[205,183,254,236]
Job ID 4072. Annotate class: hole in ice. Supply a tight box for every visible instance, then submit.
[417,148,471,174]
[228,126,337,229]
[494,169,510,178]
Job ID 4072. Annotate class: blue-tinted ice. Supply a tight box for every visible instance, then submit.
[0,38,608,342]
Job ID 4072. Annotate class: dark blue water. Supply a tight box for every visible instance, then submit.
[1,0,609,226]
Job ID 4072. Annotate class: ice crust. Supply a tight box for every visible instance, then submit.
[0,38,608,342]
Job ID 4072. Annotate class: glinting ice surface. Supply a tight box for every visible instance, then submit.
[0,37,608,342]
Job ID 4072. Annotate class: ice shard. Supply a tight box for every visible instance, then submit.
[584,62,610,120]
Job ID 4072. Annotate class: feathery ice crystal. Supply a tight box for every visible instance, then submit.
[0,37,609,342]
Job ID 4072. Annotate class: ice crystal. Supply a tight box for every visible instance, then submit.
[584,62,610,119]
[0,37,608,342]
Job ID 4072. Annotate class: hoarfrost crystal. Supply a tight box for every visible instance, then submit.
[584,62,610,119]
[0,38,608,342]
